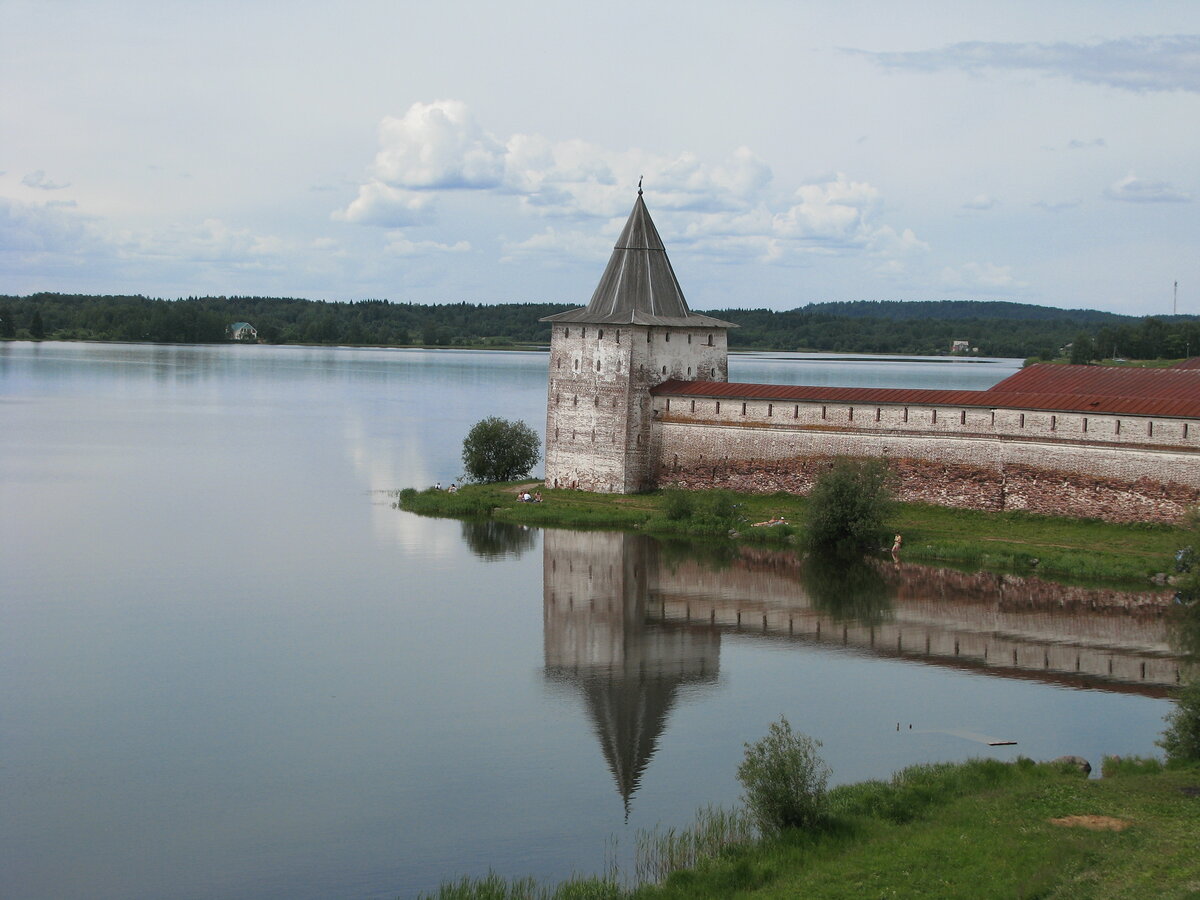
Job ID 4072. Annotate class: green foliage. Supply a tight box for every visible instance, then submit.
[461,417,541,483]
[634,805,756,886]
[420,872,620,900]
[1101,755,1164,777]
[828,758,1021,825]
[802,457,894,553]
[1068,331,1097,364]
[736,717,831,833]
[4,292,1199,357]
[0,304,15,338]
[660,489,694,521]
[1158,678,1200,764]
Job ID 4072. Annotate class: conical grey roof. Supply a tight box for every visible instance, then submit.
[541,191,736,328]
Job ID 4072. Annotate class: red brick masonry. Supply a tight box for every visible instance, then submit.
[657,456,1200,524]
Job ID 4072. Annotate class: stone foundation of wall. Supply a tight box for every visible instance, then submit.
[655,455,1200,524]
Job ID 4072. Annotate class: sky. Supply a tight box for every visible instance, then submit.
[2,1,1198,316]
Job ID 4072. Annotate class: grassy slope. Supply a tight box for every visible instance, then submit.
[635,763,1200,900]
[395,483,1186,585]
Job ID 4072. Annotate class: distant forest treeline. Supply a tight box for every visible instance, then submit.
[1,293,1197,360]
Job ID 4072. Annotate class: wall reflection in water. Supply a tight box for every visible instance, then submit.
[537,529,1189,812]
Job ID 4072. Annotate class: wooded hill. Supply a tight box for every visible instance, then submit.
[1,293,1196,361]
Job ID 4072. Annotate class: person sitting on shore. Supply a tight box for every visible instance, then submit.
[533,491,542,502]
[751,516,787,527]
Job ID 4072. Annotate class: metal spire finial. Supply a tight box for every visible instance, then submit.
[638,175,643,195]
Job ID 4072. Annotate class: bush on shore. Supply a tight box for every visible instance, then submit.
[736,716,831,834]
[802,457,894,553]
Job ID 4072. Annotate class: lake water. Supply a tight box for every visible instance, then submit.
[0,343,1186,899]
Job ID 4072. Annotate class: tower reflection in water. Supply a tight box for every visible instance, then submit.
[533,527,1186,814]
[541,531,719,816]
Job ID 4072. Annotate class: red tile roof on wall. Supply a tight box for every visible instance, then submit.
[651,377,1200,419]
[1172,358,1200,370]
[989,363,1200,400]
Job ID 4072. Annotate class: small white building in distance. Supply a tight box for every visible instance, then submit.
[228,322,258,342]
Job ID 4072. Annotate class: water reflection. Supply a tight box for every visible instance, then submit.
[538,530,1185,812]
[461,519,538,560]
[541,531,720,816]
[801,550,892,624]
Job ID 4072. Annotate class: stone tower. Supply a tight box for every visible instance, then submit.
[541,189,735,492]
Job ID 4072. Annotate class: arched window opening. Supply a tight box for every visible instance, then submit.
[598,329,604,340]
[707,334,713,346]
[665,333,670,342]
[661,366,667,375]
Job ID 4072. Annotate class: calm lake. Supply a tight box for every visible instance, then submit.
[0,342,1185,899]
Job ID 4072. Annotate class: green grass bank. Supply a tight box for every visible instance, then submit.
[394,482,1190,586]
[422,758,1200,900]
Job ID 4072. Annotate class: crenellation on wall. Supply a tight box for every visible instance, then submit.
[651,395,1200,452]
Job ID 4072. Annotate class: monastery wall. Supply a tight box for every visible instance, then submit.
[648,396,1200,522]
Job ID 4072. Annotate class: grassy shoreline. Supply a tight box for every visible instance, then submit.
[395,482,1188,586]
[422,757,1200,899]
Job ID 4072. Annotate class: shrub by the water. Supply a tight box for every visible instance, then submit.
[803,457,894,553]
[461,417,541,483]
[1158,678,1200,765]
[736,716,831,833]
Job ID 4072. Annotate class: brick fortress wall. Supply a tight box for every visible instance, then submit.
[649,397,1200,523]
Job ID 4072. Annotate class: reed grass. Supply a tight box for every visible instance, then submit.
[633,805,757,886]
[1100,754,1165,777]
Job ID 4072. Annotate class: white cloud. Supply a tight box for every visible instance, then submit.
[962,194,996,210]
[500,227,611,263]
[1034,199,1082,212]
[1066,138,1106,150]
[334,181,436,227]
[372,100,506,190]
[0,197,96,255]
[854,35,1200,93]
[385,235,470,256]
[338,100,776,228]
[1104,172,1192,203]
[21,170,71,191]
[337,101,914,275]
[941,261,1024,290]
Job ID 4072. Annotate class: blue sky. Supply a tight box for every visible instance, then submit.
[2,0,1198,315]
